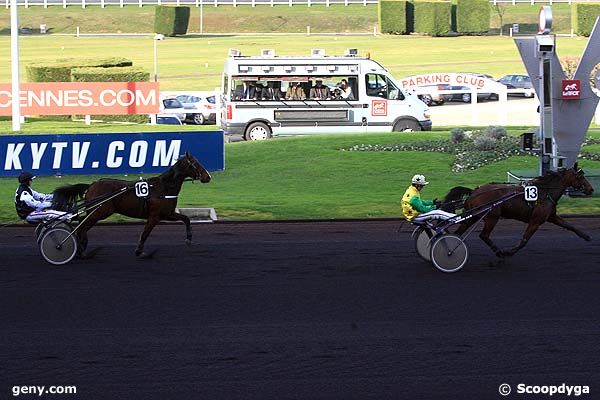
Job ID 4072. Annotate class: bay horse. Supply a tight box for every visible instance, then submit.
[53,152,211,257]
[443,165,594,258]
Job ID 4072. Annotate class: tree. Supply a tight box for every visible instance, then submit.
[494,4,507,36]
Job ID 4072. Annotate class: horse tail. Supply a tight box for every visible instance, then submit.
[440,186,473,213]
[52,183,90,212]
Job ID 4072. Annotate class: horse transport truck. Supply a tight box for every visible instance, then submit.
[220,49,432,140]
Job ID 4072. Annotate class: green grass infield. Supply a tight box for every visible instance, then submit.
[2,129,599,223]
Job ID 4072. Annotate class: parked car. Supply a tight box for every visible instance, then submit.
[416,85,446,106]
[175,94,217,125]
[155,114,183,125]
[498,74,535,97]
[159,97,186,121]
[443,85,498,103]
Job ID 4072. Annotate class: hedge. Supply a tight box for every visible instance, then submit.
[413,1,452,37]
[154,6,190,36]
[71,67,150,82]
[572,3,600,37]
[379,0,410,34]
[71,67,150,123]
[456,0,490,34]
[26,58,133,82]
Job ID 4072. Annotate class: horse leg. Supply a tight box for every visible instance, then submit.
[136,217,160,257]
[478,215,504,257]
[502,221,542,257]
[165,212,192,246]
[548,214,592,241]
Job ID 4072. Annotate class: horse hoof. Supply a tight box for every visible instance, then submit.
[137,250,157,259]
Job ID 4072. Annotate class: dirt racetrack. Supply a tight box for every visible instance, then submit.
[1,219,599,399]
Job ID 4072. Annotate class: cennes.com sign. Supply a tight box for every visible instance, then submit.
[0,132,225,176]
[0,82,159,115]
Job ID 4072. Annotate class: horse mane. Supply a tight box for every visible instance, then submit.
[531,169,566,187]
[52,183,90,212]
[440,186,473,213]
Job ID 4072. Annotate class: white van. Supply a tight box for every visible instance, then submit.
[220,49,432,140]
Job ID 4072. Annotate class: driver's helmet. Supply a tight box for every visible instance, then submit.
[411,174,429,186]
[18,171,35,184]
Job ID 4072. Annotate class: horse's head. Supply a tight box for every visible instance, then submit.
[182,152,212,183]
[563,164,594,196]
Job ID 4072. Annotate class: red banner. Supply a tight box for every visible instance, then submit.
[0,82,160,115]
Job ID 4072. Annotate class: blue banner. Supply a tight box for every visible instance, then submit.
[0,131,225,176]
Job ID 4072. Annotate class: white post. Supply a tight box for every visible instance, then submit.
[307,0,310,6]
[76,26,80,36]
[44,0,47,8]
[200,0,204,33]
[373,25,377,36]
[81,0,85,8]
[139,0,142,7]
[288,0,291,7]
[344,0,348,5]
[85,115,91,125]
[150,114,157,124]
[153,39,158,82]
[24,0,28,9]
[270,0,273,7]
[63,0,66,8]
[233,0,236,7]
[10,0,21,131]
[5,0,8,10]
[120,0,123,7]
[326,0,329,7]
[177,0,180,5]
[100,0,104,7]
[306,25,310,35]
[509,27,513,37]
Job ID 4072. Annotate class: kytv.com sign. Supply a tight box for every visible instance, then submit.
[0,82,159,115]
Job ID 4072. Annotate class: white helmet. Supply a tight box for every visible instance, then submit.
[411,174,429,185]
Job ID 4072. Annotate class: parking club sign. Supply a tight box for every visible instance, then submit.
[561,80,581,99]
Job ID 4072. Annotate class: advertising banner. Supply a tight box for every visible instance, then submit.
[0,82,160,116]
[0,131,225,176]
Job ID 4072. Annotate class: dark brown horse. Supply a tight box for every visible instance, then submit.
[53,152,211,257]
[444,165,594,258]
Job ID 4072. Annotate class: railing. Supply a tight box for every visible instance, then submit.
[490,0,598,4]
[6,0,377,7]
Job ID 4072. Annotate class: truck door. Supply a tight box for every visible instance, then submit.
[364,73,398,132]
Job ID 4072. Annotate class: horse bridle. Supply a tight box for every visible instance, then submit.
[184,157,209,181]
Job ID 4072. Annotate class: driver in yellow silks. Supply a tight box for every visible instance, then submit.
[402,174,455,222]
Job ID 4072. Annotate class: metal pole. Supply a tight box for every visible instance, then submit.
[10,0,21,131]
[153,39,158,82]
[200,0,203,34]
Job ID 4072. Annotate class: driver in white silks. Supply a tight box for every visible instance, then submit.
[14,172,72,223]
[402,174,456,223]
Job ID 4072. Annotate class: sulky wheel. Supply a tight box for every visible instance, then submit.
[36,222,73,244]
[39,227,78,266]
[413,226,433,261]
[430,234,468,273]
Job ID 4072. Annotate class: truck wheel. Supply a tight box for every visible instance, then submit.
[393,119,421,132]
[461,93,471,103]
[245,122,271,141]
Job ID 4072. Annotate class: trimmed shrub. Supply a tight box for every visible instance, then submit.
[485,125,507,140]
[450,128,465,143]
[379,0,409,34]
[26,58,133,82]
[71,67,150,123]
[456,0,490,34]
[473,135,497,150]
[413,1,452,37]
[154,6,190,36]
[71,67,150,82]
[572,3,600,37]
